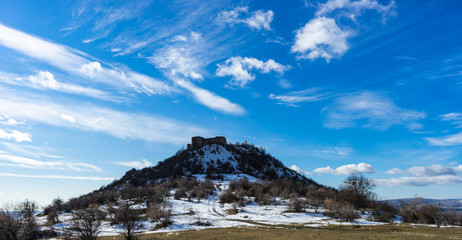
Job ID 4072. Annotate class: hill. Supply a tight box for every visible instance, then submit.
[104,138,317,191]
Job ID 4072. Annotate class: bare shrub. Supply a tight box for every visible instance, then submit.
[287,198,306,213]
[0,202,38,240]
[147,202,172,228]
[66,206,107,240]
[219,191,239,204]
[113,204,143,240]
[371,201,398,223]
[324,199,358,224]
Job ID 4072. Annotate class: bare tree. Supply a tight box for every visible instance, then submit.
[338,174,376,209]
[66,206,106,240]
[0,202,38,240]
[113,204,143,240]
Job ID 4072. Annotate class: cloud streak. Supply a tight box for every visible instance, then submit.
[114,159,152,169]
[323,91,426,130]
[269,88,327,107]
[0,152,101,172]
[0,89,209,144]
[0,172,114,181]
[0,23,172,96]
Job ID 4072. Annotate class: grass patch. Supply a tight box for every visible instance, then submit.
[97,224,462,240]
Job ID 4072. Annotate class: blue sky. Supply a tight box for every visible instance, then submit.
[1,0,462,205]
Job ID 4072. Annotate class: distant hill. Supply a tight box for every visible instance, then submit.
[385,198,462,212]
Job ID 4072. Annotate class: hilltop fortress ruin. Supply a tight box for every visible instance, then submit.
[187,136,226,150]
[187,136,248,150]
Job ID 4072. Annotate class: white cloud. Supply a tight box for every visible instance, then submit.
[386,164,462,177]
[216,57,290,88]
[291,17,352,61]
[0,24,172,96]
[0,172,114,181]
[268,88,327,107]
[176,79,246,116]
[114,159,152,169]
[0,152,101,172]
[0,115,24,126]
[0,129,32,142]
[313,162,375,175]
[0,89,209,144]
[323,91,426,130]
[150,47,204,80]
[217,7,274,31]
[440,112,462,128]
[425,132,462,146]
[292,0,395,62]
[375,175,462,187]
[290,165,313,176]
[61,113,76,123]
[315,0,396,21]
[28,70,58,89]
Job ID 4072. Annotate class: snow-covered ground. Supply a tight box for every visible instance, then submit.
[36,175,389,237]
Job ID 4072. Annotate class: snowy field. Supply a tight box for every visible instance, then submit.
[36,174,394,237]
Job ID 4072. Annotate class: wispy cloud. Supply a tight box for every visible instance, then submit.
[0,142,63,159]
[314,163,375,175]
[0,89,209,144]
[0,115,24,126]
[0,172,114,181]
[323,91,426,130]
[315,0,396,21]
[175,79,246,116]
[0,71,121,102]
[439,112,462,128]
[386,164,462,177]
[150,47,205,81]
[268,88,327,107]
[114,159,152,169]
[217,7,274,31]
[0,23,172,96]
[375,175,462,187]
[425,132,462,146]
[290,165,313,176]
[0,152,101,172]
[320,147,353,156]
[0,129,32,142]
[216,57,290,88]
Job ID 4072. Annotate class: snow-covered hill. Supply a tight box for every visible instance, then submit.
[105,143,315,190]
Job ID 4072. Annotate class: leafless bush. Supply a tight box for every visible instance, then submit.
[287,198,306,213]
[147,202,172,228]
[113,204,143,240]
[219,191,239,204]
[324,198,358,224]
[371,201,398,223]
[0,202,38,240]
[66,206,107,240]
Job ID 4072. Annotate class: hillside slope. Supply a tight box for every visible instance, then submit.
[105,143,316,190]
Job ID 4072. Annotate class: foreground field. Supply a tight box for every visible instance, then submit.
[96,225,462,240]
